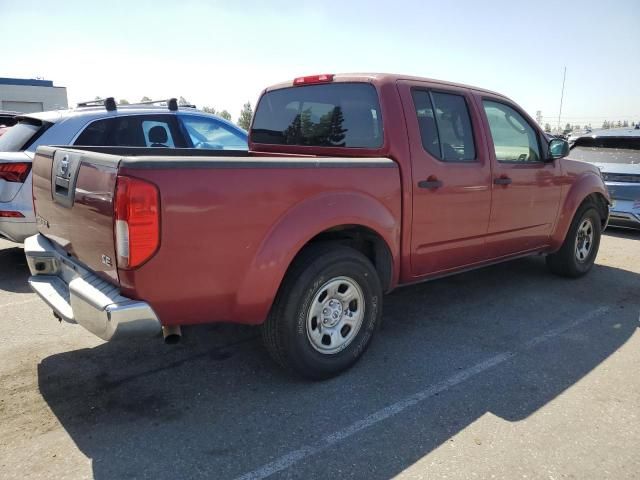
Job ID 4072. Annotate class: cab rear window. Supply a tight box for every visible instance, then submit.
[251,83,383,148]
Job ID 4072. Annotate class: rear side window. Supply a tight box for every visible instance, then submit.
[411,90,476,162]
[252,83,383,148]
[75,115,184,148]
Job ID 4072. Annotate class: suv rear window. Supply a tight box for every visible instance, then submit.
[251,83,383,148]
[0,119,49,152]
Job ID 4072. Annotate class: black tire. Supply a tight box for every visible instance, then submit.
[546,202,601,278]
[262,244,383,380]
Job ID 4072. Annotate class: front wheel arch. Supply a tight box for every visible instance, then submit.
[551,175,610,251]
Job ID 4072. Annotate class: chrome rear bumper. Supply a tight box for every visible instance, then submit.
[24,234,161,341]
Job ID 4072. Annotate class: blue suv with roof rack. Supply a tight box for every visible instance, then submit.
[0,97,248,243]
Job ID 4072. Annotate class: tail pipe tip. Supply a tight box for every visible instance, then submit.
[162,325,182,344]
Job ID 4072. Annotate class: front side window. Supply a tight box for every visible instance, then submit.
[252,83,383,148]
[180,116,248,150]
[411,90,476,162]
[482,100,541,163]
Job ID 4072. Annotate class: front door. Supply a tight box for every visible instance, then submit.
[477,96,562,257]
[399,81,492,277]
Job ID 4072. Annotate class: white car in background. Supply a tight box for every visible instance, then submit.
[0,98,248,242]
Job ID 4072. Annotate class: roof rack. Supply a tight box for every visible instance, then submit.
[77,97,118,111]
[76,97,180,111]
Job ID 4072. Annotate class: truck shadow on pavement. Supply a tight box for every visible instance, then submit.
[37,257,640,480]
[0,244,31,293]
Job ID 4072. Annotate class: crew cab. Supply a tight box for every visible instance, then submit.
[25,74,610,379]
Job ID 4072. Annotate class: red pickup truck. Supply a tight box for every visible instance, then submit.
[26,73,609,379]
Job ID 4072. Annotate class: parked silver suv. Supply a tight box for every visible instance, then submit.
[0,99,248,242]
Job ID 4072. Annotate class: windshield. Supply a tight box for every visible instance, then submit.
[0,120,46,152]
[252,82,383,148]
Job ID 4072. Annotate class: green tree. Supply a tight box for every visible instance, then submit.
[284,113,302,144]
[623,120,629,127]
[140,96,152,102]
[178,96,190,106]
[118,99,130,105]
[544,123,551,132]
[616,120,622,128]
[237,102,253,130]
[202,106,217,114]
[311,106,347,146]
[602,120,609,129]
[564,123,572,133]
[326,106,347,146]
[218,110,232,121]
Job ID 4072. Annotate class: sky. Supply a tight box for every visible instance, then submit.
[2,0,639,128]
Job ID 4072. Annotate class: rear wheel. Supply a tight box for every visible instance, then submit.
[546,202,601,277]
[262,244,383,379]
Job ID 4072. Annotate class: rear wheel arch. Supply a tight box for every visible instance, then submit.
[232,193,400,324]
[286,224,395,293]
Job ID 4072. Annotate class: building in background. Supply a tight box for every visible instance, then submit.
[0,77,68,113]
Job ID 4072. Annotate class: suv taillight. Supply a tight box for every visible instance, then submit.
[114,176,160,269]
[0,162,31,183]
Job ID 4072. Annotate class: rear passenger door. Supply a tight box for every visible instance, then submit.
[398,81,492,277]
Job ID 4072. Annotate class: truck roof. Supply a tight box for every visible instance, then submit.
[263,72,509,100]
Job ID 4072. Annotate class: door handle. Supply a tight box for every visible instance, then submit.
[494,177,512,185]
[418,178,443,189]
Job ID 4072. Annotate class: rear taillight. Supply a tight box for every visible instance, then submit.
[114,176,160,269]
[0,163,31,183]
[0,211,25,218]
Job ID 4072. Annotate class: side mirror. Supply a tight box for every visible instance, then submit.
[548,138,569,160]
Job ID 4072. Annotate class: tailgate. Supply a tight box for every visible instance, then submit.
[32,146,120,284]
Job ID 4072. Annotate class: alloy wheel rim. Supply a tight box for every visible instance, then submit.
[575,218,594,262]
[306,276,365,355]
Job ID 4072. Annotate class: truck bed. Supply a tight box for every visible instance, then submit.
[31,146,401,327]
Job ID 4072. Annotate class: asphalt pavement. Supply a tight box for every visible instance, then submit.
[0,230,638,480]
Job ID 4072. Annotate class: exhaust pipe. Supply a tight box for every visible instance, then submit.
[162,325,182,344]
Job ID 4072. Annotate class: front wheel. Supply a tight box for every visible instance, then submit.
[546,203,602,277]
[262,244,383,379]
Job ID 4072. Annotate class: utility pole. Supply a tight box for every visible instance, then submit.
[557,66,566,132]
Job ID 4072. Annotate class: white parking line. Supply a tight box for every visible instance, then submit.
[234,306,611,480]
[0,297,39,310]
